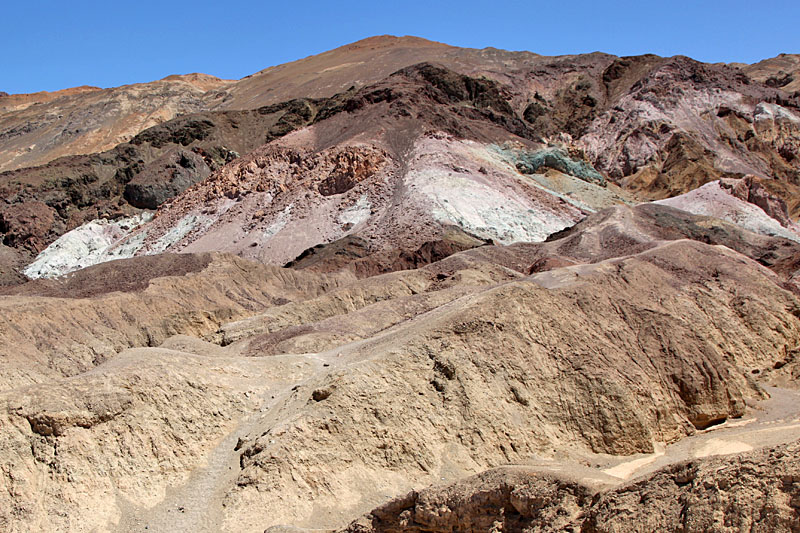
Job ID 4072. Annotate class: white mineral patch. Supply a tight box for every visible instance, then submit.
[22,212,154,279]
[655,181,800,242]
[406,137,585,244]
[149,213,214,253]
[754,102,800,123]
[338,195,371,227]
[263,204,293,240]
[105,231,149,260]
[413,168,573,243]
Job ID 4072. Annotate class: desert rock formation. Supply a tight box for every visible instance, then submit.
[344,439,800,532]
[1,36,800,533]
[1,205,800,531]
[0,74,230,172]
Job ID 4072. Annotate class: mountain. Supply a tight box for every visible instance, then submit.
[742,53,800,93]
[1,36,800,532]
[208,35,541,110]
[3,37,800,285]
[0,35,542,174]
[4,47,799,282]
[0,74,230,172]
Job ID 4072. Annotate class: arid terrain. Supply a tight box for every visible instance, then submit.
[1,36,800,532]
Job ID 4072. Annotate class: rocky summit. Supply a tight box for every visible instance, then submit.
[1,35,800,533]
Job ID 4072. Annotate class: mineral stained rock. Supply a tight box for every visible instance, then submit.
[1,36,800,533]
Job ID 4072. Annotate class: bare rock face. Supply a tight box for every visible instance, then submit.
[0,244,25,286]
[209,35,545,111]
[583,443,800,532]
[344,441,800,533]
[580,56,800,208]
[221,241,800,529]
[0,75,231,172]
[101,64,613,277]
[0,200,58,253]
[0,253,346,391]
[743,53,800,93]
[124,148,213,209]
[4,40,800,283]
[0,99,322,273]
[344,467,594,533]
[286,228,490,278]
[317,148,386,196]
[0,203,799,531]
[3,37,800,533]
[0,346,291,533]
[720,174,794,227]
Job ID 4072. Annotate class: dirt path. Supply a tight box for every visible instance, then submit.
[116,352,332,533]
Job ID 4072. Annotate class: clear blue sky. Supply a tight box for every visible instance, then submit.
[2,0,798,94]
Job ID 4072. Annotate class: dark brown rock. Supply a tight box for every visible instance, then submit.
[0,200,57,252]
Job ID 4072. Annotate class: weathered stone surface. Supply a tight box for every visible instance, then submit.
[124,148,212,209]
[344,441,800,533]
[0,200,57,252]
[0,205,799,531]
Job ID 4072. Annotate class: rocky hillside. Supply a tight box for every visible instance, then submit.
[344,440,800,532]
[0,74,230,172]
[2,37,799,285]
[0,97,337,261]
[2,204,800,531]
[1,36,800,533]
[743,53,800,93]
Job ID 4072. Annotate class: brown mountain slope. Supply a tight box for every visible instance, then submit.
[211,35,542,111]
[0,95,347,261]
[0,74,231,172]
[3,36,800,533]
[191,236,800,530]
[0,252,348,391]
[0,35,547,174]
[0,86,102,112]
[4,38,800,284]
[113,63,618,274]
[743,53,800,93]
[110,61,800,276]
[581,55,800,205]
[3,36,798,182]
[14,58,800,282]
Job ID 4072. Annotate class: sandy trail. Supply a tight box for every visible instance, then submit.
[116,351,332,533]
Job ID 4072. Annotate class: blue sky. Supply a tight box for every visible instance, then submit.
[1,0,798,94]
